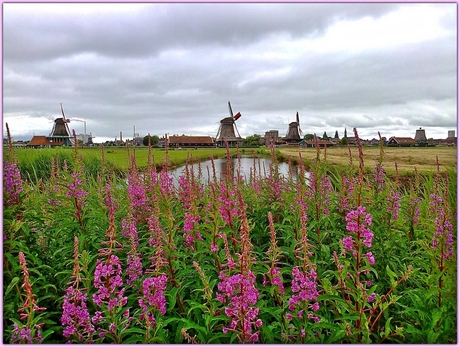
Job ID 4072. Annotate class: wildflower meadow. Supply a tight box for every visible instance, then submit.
[3,125,457,343]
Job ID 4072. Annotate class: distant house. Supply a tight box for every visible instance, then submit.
[343,137,360,145]
[264,130,279,146]
[165,135,214,148]
[27,135,68,148]
[387,137,417,147]
[369,138,381,146]
[299,139,335,148]
[441,137,457,146]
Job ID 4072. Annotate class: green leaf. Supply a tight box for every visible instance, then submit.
[333,314,360,322]
[326,329,346,343]
[167,286,178,310]
[386,265,397,281]
[187,302,208,316]
[384,317,393,336]
[40,329,55,342]
[430,309,442,330]
[121,327,146,335]
[317,294,347,303]
[427,330,440,344]
[123,334,144,344]
[4,277,20,296]
[260,324,274,343]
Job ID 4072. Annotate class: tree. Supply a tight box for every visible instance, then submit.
[334,130,339,139]
[304,134,314,140]
[143,135,159,146]
[243,134,261,147]
[340,137,348,146]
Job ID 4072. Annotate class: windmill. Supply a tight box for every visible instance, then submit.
[284,111,302,144]
[215,101,244,147]
[48,103,74,145]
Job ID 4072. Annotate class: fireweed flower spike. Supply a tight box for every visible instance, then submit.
[218,182,241,227]
[11,252,46,344]
[61,237,95,342]
[429,193,454,260]
[91,184,129,341]
[342,206,374,256]
[121,213,143,285]
[387,190,401,221]
[126,234,143,285]
[4,124,23,208]
[3,159,23,207]
[127,155,151,221]
[217,192,262,343]
[287,266,320,322]
[372,163,386,192]
[66,171,89,225]
[138,274,168,329]
[216,271,262,343]
[183,212,202,248]
[266,212,285,296]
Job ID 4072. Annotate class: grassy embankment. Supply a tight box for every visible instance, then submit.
[276,146,457,175]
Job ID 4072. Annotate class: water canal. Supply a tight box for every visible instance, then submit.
[170,156,309,184]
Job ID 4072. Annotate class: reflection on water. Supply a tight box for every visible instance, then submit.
[170,157,309,184]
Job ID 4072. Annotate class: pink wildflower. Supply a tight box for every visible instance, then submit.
[372,163,386,191]
[217,271,261,343]
[93,255,127,310]
[287,266,320,322]
[344,206,373,249]
[3,160,23,206]
[368,293,376,303]
[365,252,375,265]
[183,213,202,247]
[387,190,401,220]
[138,274,168,328]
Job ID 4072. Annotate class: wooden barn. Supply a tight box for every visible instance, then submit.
[299,139,335,148]
[165,135,214,148]
[27,135,73,148]
[387,137,418,147]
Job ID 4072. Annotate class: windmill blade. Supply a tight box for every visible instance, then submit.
[228,101,234,118]
[233,112,241,121]
[60,103,66,119]
[296,112,299,125]
[234,121,242,138]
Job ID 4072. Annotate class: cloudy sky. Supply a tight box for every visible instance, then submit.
[3,2,457,143]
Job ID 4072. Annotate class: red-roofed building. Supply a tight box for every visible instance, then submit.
[387,137,418,147]
[299,139,335,148]
[163,135,214,148]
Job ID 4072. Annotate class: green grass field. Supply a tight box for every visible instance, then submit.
[12,146,247,171]
[278,145,457,175]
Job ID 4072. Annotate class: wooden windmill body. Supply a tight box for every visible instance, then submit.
[284,112,303,144]
[215,101,244,147]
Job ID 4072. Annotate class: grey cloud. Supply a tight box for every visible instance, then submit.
[4,3,401,63]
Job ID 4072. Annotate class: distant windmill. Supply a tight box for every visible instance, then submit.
[215,101,244,147]
[48,103,74,145]
[284,111,302,143]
